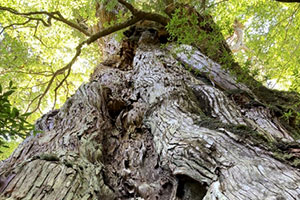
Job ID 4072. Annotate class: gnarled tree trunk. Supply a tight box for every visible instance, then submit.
[1,5,300,200]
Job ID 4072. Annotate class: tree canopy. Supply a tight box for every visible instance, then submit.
[0,0,300,150]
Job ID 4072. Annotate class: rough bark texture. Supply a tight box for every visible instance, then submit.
[1,16,300,200]
[93,2,122,58]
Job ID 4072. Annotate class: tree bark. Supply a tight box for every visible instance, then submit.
[1,6,300,200]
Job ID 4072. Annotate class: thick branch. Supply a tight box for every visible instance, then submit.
[117,0,170,26]
[141,12,170,26]
[3,1,170,113]
[86,16,142,44]
[117,0,138,15]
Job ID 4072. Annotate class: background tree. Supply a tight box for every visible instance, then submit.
[1,0,300,199]
[0,81,33,154]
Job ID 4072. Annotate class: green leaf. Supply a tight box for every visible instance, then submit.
[11,107,19,117]
[21,112,33,117]
[2,90,14,98]
[9,80,13,88]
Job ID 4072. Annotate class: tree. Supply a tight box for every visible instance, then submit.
[1,0,300,199]
[0,82,33,153]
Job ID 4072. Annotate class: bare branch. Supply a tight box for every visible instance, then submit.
[25,94,42,113]
[1,70,53,76]
[0,19,31,35]
[52,67,71,109]
[29,16,142,112]
[0,6,91,36]
[26,17,51,27]
[33,21,50,47]
[2,1,171,113]
[30,42,84,113]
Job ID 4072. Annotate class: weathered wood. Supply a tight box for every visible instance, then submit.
[1,25,300,199]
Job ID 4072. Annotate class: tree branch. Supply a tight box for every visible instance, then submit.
[1,70,52,76]
[208,0,229,8]
[86,16,142,45]
[0,19,32,35]
[117,0,138,15]
[201,0,207,10]
[117,0,170,26]
[2,1,171,113]
[30,16,145,113]
[0,6,91,36]
[52,66,71,109]
[30,41,84,113]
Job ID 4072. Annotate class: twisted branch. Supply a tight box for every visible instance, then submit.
[1,1,171,113]
[0,6,91,36]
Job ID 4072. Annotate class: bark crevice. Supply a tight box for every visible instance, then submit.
[1,23,300,200]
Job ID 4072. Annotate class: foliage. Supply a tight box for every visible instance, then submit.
[210,0,300,91]
[0,140,19,160]
[1,0,300,156]
[166,8,200,45]
[0,81,33,149]
[0,0,100,122]
[0,0,299,118]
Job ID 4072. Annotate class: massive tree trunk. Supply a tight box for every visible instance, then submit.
[1,5,300,200]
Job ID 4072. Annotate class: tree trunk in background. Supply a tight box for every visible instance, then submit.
[92,2,123,58]
[1,4,300,200]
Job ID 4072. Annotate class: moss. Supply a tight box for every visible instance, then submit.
[184,87,207,116]
[292,159,300,168]
[273,152,300,168]
[196,117,300,168]
[251,86,300,139]
[196,118,224,130]
[196,118,271,147]
[271,141,300,168]
[38,153,60,162]
[63,160,74,168]
[225,87,300,140]
[273,152,294,160]
[273,141,300,151]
